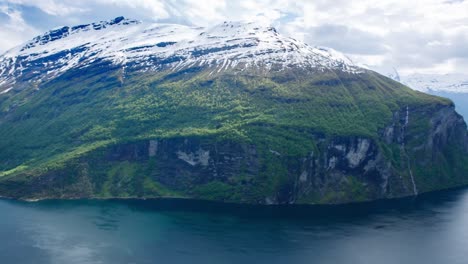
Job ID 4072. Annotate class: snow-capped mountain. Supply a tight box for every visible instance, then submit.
[0,16,361,94]
[399,73,468,94]
[382,68,468,94]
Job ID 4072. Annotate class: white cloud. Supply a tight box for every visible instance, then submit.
[96,0,170,19]
[176,0,226,24]
[5,0,87,15]
[0,5,39,52]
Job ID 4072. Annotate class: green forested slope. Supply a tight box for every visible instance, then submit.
[0,65,466,203]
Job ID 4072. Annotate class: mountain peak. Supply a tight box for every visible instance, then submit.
[0,18,361,93]
[19,16,141,52]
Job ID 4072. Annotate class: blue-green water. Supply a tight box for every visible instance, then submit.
[2,189,468,264]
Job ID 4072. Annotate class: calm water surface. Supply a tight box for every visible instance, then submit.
[2,188,468,264]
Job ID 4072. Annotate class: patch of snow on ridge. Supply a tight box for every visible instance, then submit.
[0,17,362,93]
[0,86,13,94]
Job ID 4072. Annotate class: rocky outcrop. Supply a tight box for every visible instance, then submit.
[427,106,468,153]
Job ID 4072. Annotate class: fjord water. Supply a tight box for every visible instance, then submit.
[2,190,468,264]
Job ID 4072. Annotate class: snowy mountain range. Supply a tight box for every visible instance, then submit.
[401,73,468,94]
[381,68,468,94]
[0,16,360,94]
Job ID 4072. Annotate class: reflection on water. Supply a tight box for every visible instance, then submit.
[93,205,123,231]
[1,187,468,264]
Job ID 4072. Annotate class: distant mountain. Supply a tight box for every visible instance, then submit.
[401,73,468,94]
[0,17,466,204]
[384,71,468,120]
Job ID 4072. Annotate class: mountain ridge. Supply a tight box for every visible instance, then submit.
[0,16,360,94]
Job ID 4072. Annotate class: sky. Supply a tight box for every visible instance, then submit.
[0,0,467,76]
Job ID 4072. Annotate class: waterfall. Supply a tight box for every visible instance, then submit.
[402,106,418,196]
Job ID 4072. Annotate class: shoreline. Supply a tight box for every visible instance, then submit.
[1,184,467,208]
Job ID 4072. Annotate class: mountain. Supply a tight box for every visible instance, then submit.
[0,17,466,204]
[385,72,468,120]
[400,73,468,94]
[0,16,358,92]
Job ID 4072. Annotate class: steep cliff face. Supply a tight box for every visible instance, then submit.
[1,102,465,204]
[406,105,468,192]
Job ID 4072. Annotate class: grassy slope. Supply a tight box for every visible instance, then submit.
[0,65,462,201]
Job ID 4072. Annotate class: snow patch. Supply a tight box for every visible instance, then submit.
[0,86,13,94]
[0,17,362,88]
